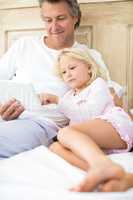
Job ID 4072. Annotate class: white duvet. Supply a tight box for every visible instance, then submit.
[0,146,133,200]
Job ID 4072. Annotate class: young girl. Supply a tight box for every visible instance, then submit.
[39,48,133,192]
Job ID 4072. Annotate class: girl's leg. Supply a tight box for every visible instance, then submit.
[50,141,131,192]
[69,118,127,150]
[57,126,126,192]
[49,141,88,170]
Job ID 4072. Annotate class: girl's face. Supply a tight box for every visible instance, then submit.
[59,55,91,92]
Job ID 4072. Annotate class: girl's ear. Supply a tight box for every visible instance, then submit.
[88,63,92,68]
[88,64,92,79]
[88,64,92,73]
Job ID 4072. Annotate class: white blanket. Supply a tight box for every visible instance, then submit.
[0,146,133,200]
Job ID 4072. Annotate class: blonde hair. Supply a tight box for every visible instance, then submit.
[55,47,110,85]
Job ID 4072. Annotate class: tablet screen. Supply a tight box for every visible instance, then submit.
[0,80,41,110]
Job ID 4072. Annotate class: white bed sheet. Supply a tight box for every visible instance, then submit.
[0,146,133,200]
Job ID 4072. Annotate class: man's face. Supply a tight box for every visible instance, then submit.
[41,1,78,48]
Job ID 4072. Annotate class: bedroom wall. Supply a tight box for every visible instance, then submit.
[0,0,133,111]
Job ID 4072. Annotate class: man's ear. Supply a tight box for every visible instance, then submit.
[74,16,78,26]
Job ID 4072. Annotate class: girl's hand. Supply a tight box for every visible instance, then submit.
[0,98,25,121]
[38,93,59,105]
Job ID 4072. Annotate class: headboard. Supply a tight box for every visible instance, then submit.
[0,0,133,110]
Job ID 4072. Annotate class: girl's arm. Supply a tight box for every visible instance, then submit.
[81,78,113,118]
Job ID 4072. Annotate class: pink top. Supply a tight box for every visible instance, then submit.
[58,78,114,124]
[58,78,133,152]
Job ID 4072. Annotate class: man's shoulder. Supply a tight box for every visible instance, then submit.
[74,42,89,51]
[18,35,41,42]
[13,34,43,47]
[74,42,101,57]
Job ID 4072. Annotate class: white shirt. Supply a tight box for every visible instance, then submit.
[0,35,114,126]
[0,35,109,95]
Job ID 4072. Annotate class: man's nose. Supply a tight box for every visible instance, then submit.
[50,20,59,31]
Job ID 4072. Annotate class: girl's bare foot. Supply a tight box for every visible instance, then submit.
[99,173,133,192]
[71,160,125,192]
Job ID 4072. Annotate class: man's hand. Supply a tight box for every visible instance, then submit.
[0,98,25,120]
[109,88,123,107]
[38,93,59,105]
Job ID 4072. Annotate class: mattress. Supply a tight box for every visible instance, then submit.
[0,146,132,200]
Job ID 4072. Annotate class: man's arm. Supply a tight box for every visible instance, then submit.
[89,49,125,108]
[109,87,123,107]
[0,39,25,120]
[0,40,21,80]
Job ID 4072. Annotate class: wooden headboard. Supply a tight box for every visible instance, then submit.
[0,0,133,110]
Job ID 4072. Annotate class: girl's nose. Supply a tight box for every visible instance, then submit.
[66,70,71,77]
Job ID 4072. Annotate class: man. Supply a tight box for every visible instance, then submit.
[0,0,122,158]
[0,0,86,158]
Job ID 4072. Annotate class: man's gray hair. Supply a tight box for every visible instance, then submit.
[38,0,81,29]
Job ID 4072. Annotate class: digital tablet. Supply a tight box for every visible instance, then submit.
[0,80,41,110]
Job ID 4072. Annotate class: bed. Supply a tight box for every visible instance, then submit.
[0,146,133,200]
[0,0,133,199]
